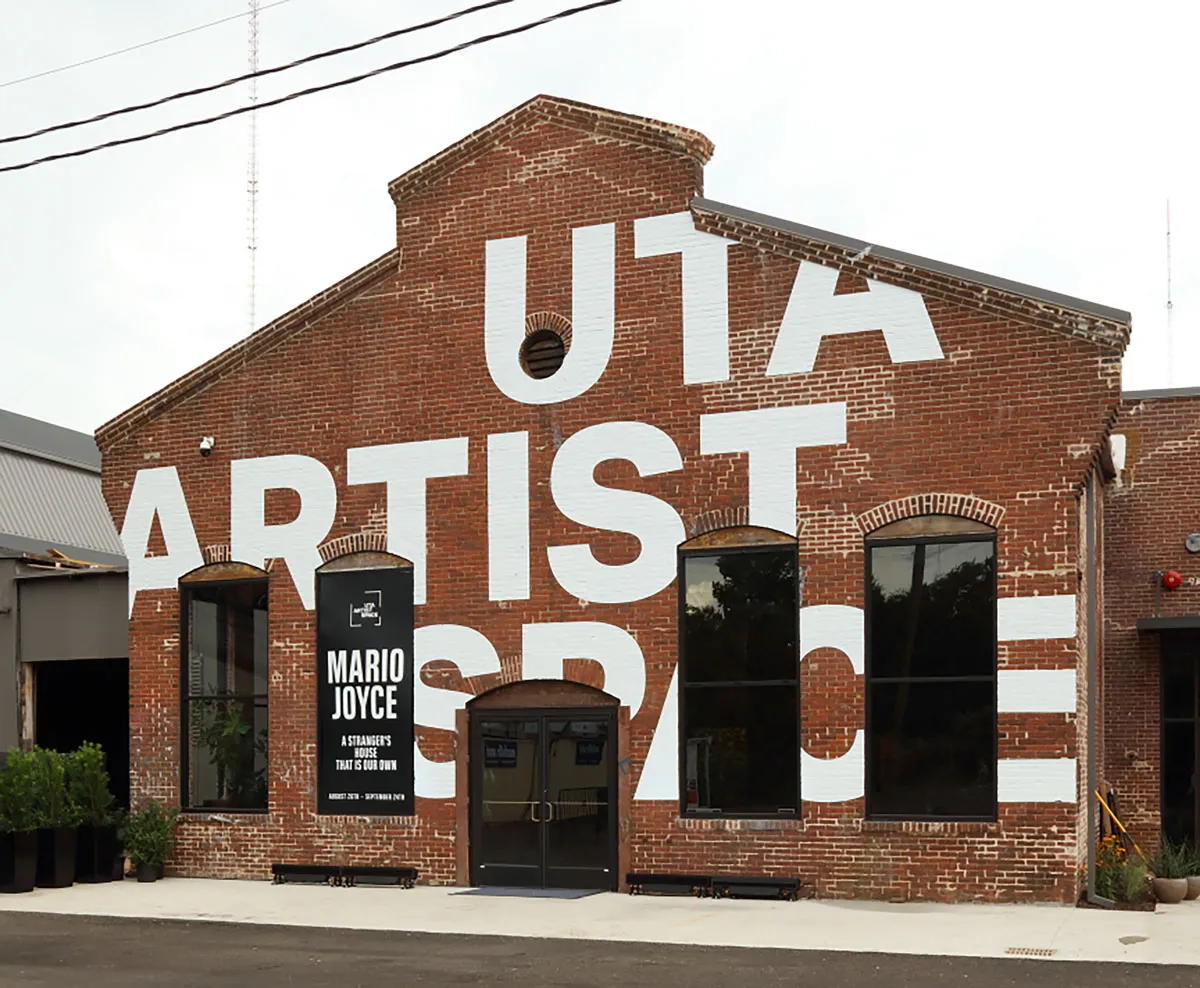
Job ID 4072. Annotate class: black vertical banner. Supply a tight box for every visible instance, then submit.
[315,566,414,816]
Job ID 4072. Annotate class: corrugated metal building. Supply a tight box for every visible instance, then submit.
[0,408,129,803]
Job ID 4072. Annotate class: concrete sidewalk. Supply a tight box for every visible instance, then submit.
[0,879,1197,967]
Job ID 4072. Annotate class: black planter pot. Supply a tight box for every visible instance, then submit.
[0,831,38,894]
[36,826,78,888]
[135,862,164,883]
[75,824,122,883]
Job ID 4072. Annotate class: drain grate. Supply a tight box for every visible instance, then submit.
[1004,947,1058,957]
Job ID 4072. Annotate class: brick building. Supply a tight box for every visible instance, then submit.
[1104,387,1200,855]
[96,95,1152,902]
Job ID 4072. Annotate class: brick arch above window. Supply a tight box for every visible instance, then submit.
[180,559,269,584]
[202,543,232,565]
[525,310,572,349]
[857,494,1004,536]
[317,548,412,573]
[680,524,797,551]
[318,531,389,563]
[686,505,752,539]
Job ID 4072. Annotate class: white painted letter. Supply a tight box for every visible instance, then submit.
[799,604,866,803]
[522,622,646,719]
[230,455,336,610]
[634,666,678,801]
[699,403,847,536]
[634,211,736,385]
[346,437,469,606]
[119,466,204,617]
[487,431,529,601]
[485,223,615,404]
[548,421,684,604]
[767,261,943,375]
[413,624,502,799]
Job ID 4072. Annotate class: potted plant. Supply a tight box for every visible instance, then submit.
[118,801,179,882]
[196,701,267,808]
[33,747,80,888]
[68,743,122,883]
[1088,834,1154,909]
[1186,844,1200,901]
[1149,836,1192,904]
[0,748,40,893]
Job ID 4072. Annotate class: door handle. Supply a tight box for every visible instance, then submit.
[545,801,555,822]
[530,802,540,822]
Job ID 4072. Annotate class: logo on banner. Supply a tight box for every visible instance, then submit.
[350,590,382,628]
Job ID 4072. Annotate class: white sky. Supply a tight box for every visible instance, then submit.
[2,0,1197,435]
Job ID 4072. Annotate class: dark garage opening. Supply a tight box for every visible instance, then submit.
[35,658,129,809]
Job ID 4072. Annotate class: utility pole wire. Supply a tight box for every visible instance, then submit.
[0,0,295,91]
[0,0,521,147]
[0,0,624,175]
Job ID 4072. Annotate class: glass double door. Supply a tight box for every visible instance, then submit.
[470,710,616,890]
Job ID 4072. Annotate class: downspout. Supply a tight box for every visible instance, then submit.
[1085,470,1114,907]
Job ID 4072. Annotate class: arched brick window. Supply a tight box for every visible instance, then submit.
[179,562,270,812]
[864,514,997,820]
[677,526,799,818]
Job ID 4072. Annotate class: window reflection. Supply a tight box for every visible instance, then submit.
[183,580,269,811]
[680,546,798,816]
[866,536,996,819]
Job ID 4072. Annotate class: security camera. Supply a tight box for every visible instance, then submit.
[199,436,216,457]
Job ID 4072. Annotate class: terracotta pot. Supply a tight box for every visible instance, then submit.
[1153,877,1188,904]
[1185,876,1200,900]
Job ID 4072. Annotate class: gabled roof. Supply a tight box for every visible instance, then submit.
[0,408,125,565]
[387,95,714,204]
[97,97,1134,449]
[692,198,1131,352]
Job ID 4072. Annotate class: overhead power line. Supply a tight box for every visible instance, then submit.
[0,0,624,175]
[0,0,522,147]
[0,0,296,91]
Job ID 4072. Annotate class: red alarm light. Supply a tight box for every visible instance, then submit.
[1163,570,1184,589]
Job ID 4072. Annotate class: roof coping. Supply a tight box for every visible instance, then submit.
[388,94,714,203]
[1121,385,1200,401]
[693,198,1131,326]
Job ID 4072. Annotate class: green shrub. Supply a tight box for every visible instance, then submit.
[32,747,80,829]
[118,801,180,867]
[0,748,39,833]
[67,743,116,827]
[1119,861,1151,903]
[1149,836,1193,880]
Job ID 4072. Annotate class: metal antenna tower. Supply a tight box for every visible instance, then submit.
[247,0,260,332]
[1161,199,1171,388]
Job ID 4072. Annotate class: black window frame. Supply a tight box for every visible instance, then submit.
[179,576,270,814]
[676,540,802,819]
[864,530,998,823]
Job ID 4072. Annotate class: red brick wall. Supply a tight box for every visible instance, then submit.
[1103,392,1200,851]
[100,100,1123,901]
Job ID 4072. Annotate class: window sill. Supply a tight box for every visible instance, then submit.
[674,816,803,832]
[182,809,269,823]
[860,818,1000,835]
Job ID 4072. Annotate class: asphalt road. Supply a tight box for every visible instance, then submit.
[0,912,1196,987]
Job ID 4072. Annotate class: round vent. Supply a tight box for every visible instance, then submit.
[520,329,566,379]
